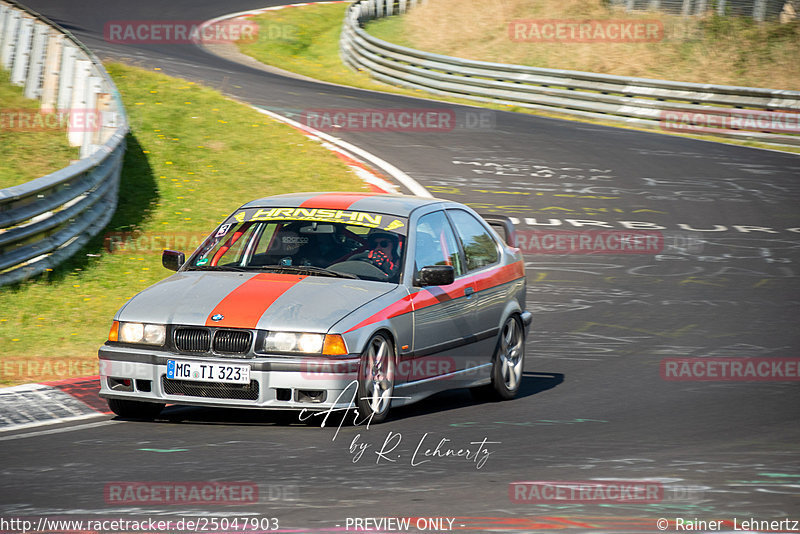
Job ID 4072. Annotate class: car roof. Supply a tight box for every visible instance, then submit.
[240,192,447,217]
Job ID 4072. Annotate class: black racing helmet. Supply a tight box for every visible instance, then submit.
[366,229,401,257]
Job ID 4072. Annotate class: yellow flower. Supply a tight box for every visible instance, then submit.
[166,161,173,165]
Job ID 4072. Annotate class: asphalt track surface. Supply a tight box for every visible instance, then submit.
[2,1,799,532]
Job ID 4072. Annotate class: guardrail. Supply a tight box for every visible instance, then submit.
[340,0,800,147]
[0,0,128,286]
[610,0,786,21]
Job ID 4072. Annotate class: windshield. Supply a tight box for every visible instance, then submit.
[186,208,408,283]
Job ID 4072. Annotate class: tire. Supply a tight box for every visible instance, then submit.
[472,315,524,401]
[107,398,164,419]
[355,333,395,424]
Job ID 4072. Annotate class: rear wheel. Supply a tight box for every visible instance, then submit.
[356,333,395,424]
[107,398,164,419]
[472,315,524,401]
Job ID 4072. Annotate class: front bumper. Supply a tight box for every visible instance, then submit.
[98,344,362,411]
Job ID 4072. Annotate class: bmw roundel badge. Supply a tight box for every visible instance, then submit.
[211,314,224,321]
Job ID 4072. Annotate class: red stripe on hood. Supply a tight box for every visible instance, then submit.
[206,273,306,328]
[299,192,380,210]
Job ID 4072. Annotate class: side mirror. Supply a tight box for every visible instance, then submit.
[415,265,455,287]
[162,250,185,271]
[479,214,516,246]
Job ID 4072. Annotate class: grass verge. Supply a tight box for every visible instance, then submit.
[0,69,79,189]
[235,2,799,154]
[0,62,366,387]
[236,3,432,97]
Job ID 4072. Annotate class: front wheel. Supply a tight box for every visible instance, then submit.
[107,398,164,419]
[356,333,395,424]
[474,315,524,401]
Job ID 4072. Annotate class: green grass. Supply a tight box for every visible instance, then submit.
[0,63,366,386]
[235,3,483,103]
[235,3,800,154]
[0,69,78,189]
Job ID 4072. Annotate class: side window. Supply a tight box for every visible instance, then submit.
[447,209,499,271]
[414,211,464,278]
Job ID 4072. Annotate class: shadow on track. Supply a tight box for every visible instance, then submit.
[115,371,565,427]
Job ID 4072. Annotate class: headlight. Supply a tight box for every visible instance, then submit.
[264,332,325,354]
[117,322,166,345]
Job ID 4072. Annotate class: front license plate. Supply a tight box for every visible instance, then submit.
[166,360,250,384]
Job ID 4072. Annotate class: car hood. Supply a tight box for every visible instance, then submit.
[116,271,398,332]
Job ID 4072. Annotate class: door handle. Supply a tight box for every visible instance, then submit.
[464,287,474,298]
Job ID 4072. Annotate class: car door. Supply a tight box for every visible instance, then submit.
[445,209,506,367]
[403,210,478,383]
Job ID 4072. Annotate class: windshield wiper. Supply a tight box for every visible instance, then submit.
[256,264,358,279]
[185,265,249,272]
